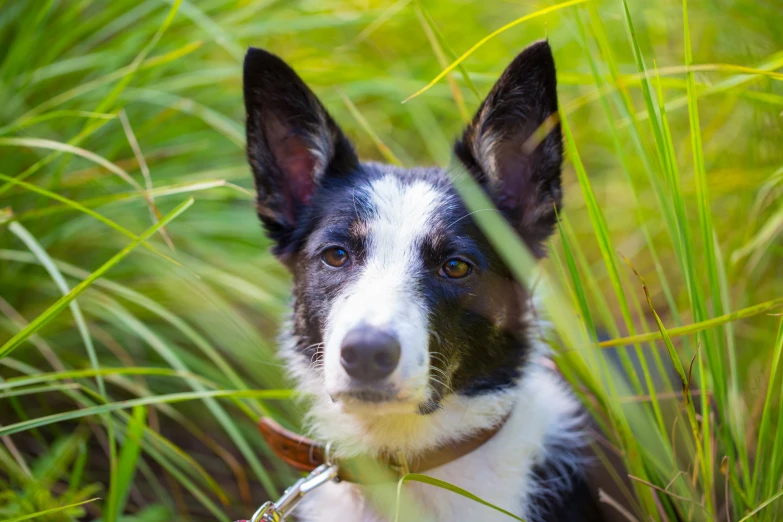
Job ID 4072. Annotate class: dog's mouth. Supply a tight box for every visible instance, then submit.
[329,383,429,414]
[333,388,399,403]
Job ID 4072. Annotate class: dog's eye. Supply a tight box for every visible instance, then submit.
[440,258,471,279]
[322,247,349,268]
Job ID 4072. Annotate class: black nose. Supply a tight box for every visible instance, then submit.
[340,327,401,382]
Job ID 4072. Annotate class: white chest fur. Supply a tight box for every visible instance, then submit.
[294,366,582,522]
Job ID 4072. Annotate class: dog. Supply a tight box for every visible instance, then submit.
[243,40,605,522]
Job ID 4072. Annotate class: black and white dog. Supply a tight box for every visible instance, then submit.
[243,41,604,522]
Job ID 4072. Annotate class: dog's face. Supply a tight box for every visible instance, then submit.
[243,41,562,416]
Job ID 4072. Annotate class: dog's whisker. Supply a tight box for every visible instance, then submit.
[430,364,446,375]
[426,327,443,346]
[446,208,503,230]
[428,374,455,395]
[428,351,450,367]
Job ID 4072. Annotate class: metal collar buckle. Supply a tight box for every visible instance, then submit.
[247,460,339,522]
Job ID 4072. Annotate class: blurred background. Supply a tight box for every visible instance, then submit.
[1,0,782,521]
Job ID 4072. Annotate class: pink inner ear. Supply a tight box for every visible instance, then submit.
[278,133,317,204]
[494,137,533,209]
[267,117,318,223]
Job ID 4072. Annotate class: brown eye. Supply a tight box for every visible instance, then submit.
[440,258,471,279]
[322,247,349,268]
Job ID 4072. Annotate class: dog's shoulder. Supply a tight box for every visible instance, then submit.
[516,363,607,522]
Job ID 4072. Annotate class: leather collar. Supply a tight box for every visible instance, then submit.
[258,415,509,484]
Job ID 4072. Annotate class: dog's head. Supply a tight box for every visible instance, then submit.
[243,41,562,416]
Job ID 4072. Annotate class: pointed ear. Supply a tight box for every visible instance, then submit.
[455,40,563,257]
[243,47,358,257]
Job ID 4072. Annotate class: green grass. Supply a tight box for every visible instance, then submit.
[1,0,782,520]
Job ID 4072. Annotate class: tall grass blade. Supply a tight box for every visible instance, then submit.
[0,389,293,437]
[106,405,146,522]
[395,473,525,522]
[403,0,587,102]
[2,498,100,522]
[0,198,194,359]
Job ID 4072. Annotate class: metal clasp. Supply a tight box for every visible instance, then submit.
[248,462,339,522]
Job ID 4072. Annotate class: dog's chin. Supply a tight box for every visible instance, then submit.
[329,388,428,416]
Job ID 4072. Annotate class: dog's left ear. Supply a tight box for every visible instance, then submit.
[455,40,563,257]
[244,48,358,258]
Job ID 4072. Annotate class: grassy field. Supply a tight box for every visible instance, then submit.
[1,0,782,520]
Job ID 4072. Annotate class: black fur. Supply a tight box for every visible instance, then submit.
[528,459,605,522]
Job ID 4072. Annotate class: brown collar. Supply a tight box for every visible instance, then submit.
[258,415,509,484]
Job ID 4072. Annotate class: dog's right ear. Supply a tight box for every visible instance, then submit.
[244,48,358,258]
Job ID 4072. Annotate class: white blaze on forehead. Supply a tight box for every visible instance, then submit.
[365,176,440,280]
[323,175,441,402]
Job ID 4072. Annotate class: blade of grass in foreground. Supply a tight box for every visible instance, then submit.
[556,213,598,342]
[621,3,718,509]
[561,110,652,396]
[337,89,402,165]
[683,0,746,499]
[3,498,100,522]
[0,367,207,391]
[395,473,525,522]
[0,41,202,137]
[0,138,145,189]
[563,5,679,426]
[559,216,620,340]
[105,405,146,522]
[445,158,656,515]
[0,173,181,267]
[0,0,185,196]
[0,249,280,416]
[623,256,706,516]
[554,214,627,437]
[584,2,687,328]
[414,1,473,121]
[94,296,283,498]
[403,0,588,102]
[0,139,176,257]
[752,317,783,501]
[8,220,120,521]
[598,296,783,348]
[0,389,293,437]
[560,111,676,479]
[737,488,783,522]
[1,356,233,515]
[7,223,105,400]
[13,179,250,222]
[0,197,194,359]
[74,383,233,507]
[572,7,680,337]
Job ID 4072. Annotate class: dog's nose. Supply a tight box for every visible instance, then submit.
[340,327,401,382]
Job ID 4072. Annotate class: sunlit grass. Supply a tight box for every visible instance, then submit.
[1,0,781,521]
